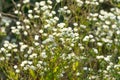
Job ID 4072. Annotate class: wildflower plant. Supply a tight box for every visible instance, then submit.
[0,0,120,80]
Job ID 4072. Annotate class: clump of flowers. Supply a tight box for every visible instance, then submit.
[0,0,120,79]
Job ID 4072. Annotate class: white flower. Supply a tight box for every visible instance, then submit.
[105,20,110,25]
[41,52,47,58]
[85,1,90,4]
[54,17,59,21]
[63,6,68,9]
[23,31,28,36]
[56,0,61,3]
[14,10,19,14]
[93,48,98,54]
[0,57,5,61]
[34,42,40,46]
[3,43,9,47]
[106,65,111,70]
[20,44,28,52]
[28,61,33,65]
[114,64,120,68]
[28,10,33,13]
[14,65,18,69]
[83,36,89,41]
[15,69,20,73]
[5,23,10,26]
[17,4,21,7]
[57,23,65,28]
[29,53,37,59]
[28,14,33,19]
[34,35,39,40]
[96,55,104,59]
[39,1,46,6]
[0,47,6,52]
[83,67,88,70]
[89,34,93,38]
[76,72,80,76]
[47,0,52,4]
[30,65,36,70]
[118,57,120,60]
[6,54,11,57]
[34,15,39,18]
[23,0,30,4]
[112,24,117,29]
[90,39,95,42]
[70,43,74,47]
[97,42,103,47]
[66,10,71,14]
[26,25,30,29]
[116,30,120,34]
[23,19,30,23]
[80,25,86,28]
[38,30,43,34]
[99,0,104,3]
[103,25,109,29]
[74,28,78,32]
[73,23,78,26]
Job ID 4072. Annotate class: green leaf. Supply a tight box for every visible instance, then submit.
[29,69,36,79]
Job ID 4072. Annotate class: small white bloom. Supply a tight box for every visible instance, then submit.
[99,0,104,3]
[76,72,80,76]
[17,4,21,7]
[26,25,30,29]
[57,23,65,28]
[97,42,103,47]
[71,43,74,47]
[83,67,88,70]
[83,36,89,41]
[14,65,18,69]
[80,25,86,28]
[105,20,110,25]
[23,0,30,4]
[63,6,68,9]
[34,35,39,40]
[0,57,5,61]
[93,48,98,54]
[54,17,59,21]
[116,30,120,35]
[28,10,33,13]
[56,0,61,3]
[15,69,20,73]
[103,25,109,29]
[34,42,40,46]
[47,0,52,4]
[66,10,71,14]
[28,14,33,19]
[23,31,28,36]
[89,34,93,38]
[39,30,43,33]
[23,19,30,23]
[14,10,19,14]
[39,1,46,6]
[112,24,117,29]
[96,55,104,59]
[5,23,10,26]
[73,23,78,26]
[34,15,39,18]
[41,52,47,58]
[16,21,20,25]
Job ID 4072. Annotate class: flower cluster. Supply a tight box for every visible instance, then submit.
[0,0,120,79]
